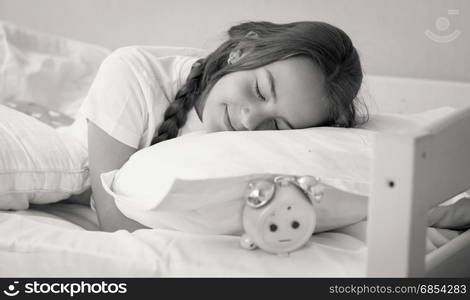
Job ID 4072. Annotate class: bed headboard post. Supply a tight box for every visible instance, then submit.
[366,133,428,277]
[367,105,470,277]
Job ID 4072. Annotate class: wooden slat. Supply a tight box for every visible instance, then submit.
[367,105,470,277]
[415,105,470,209]
[367,134,427,277]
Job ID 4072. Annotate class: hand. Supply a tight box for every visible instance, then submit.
[427,197,470,230]
[87,120,149,233]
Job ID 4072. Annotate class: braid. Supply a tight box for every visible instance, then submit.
[151,59,205,145]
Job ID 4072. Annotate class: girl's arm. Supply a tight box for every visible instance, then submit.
[312,184,368,232]
[427,197,470,230]
[88,120,149,232]
[314,184,470,232]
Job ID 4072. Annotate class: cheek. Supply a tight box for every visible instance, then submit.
[200,84,225,131]
[209,73,251,104]
[200,72,252,131]
[202,79,229,111]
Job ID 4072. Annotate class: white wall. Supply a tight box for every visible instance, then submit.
[0,0,468,82]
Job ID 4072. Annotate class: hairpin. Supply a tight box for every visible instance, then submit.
[244,31,259,39]
[227,31,259,65]
[227,48,243,65]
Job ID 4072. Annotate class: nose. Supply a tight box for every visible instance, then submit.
[240,105,271,131]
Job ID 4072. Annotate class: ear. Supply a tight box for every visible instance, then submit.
[240,234,257,250]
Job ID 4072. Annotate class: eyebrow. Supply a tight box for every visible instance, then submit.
[266,69,294,129]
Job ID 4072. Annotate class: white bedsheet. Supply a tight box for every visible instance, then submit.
[0,207,366,277]
[0,206,458,277]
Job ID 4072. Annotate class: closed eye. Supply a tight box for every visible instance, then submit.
[254,80,266,101]
[254,76,279,130]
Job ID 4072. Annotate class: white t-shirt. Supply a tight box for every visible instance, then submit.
[71,45,207,150]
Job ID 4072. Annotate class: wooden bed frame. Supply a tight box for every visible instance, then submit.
[365,76,470,277]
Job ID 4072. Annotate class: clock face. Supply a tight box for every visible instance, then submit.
[253,184,316,254]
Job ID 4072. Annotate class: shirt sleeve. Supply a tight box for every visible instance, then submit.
[78,48,148,149]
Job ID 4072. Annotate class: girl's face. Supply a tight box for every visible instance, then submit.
[197,56,329,132]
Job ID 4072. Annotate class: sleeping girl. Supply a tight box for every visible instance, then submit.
[62,20,469,233]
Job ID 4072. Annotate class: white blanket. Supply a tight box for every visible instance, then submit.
[0,206,366,277]
[0,205,459,277]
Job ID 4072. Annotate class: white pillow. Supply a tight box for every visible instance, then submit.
[0,20,110,117]
[0,105,89,210]
[102,107,456,234]
[0,21,110,209]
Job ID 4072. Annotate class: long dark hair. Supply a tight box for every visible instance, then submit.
[151,21,367,145]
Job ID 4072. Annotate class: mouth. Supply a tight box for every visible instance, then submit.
[278,239,292,243]
[223,105,236,131]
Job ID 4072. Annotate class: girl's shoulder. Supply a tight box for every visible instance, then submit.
[103,45,206,91]
[107,45,207,67]
[115,45,207,58]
